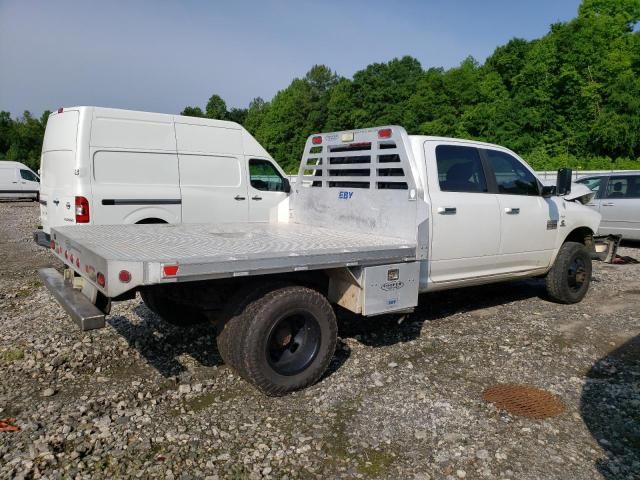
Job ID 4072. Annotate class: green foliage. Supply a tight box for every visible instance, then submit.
[205,94,228,120]
[180,106,204,117]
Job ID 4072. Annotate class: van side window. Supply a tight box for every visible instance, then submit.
[606,176,640,199]
[435,145,487,193]
[484,150,539,196]
[20,169,39,182]
[249,159,286,192]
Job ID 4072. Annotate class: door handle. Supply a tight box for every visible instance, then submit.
[437,207,457,215]
[505,207,520,214]
[234,195,246,201]
[11,181,17,184]
[251,195,262,201]
[602,202,615,206]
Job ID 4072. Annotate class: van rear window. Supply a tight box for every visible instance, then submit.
[42,111,79,152]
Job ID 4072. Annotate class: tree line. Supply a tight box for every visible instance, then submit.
[1,0,639,174]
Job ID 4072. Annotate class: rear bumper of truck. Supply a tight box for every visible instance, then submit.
[38,268,105,331]
[33,230,50,248]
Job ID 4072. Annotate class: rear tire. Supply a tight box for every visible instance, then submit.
[140,289,207,326]
[545,241,592,304]
[217,285,337,396]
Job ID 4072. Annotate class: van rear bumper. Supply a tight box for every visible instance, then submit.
[33,230,50,248]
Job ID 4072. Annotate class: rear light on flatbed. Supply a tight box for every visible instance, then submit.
[162,264,179,277]
[97,272,106,287]
[119,270,131,283]
[312,136,322,145]
[75,196,90,223]
[378,128,392,138]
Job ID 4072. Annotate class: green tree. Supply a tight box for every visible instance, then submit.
[181,106,205,117]
[205,94,228,120]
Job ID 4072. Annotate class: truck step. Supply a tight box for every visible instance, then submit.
[38,268,106,331]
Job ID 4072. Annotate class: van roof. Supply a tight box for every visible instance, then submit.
[0,160,32,169]
[58,106,242,130]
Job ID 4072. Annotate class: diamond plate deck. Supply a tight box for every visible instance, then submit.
[53,222,416,266]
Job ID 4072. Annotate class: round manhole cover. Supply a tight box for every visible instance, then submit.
[482,384,565,419]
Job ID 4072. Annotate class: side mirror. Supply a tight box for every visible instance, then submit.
[282,178,291,193]
[556,168,572,196]
[541,185,556,197]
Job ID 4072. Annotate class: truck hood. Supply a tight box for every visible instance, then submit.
[564,183,595,205]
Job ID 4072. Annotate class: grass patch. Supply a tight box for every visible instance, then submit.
[0,348,24,363]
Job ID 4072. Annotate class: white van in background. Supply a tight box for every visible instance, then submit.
[0,161,40,201]
[34,106,290,247]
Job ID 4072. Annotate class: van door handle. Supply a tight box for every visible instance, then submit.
[12,181,17,184]
[234,195,246,201]
[251,195,262,201]
[437,207,456,215]
[505,207,520,214]
[602,202,615,206]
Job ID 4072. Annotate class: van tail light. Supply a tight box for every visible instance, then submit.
[162,264,179,277]
[75,196,90,223]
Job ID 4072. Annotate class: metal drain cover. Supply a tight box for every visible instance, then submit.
[482,384,566,419]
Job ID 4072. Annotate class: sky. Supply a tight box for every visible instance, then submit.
[0,0,582,118]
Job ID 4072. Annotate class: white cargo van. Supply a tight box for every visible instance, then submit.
[0,161,40,201]
[34,107,290,247]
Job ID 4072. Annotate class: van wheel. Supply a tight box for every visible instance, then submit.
[217,285,337,396]
[140,289,207,326]
[545,241,592,304]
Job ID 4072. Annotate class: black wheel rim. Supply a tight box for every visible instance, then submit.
[266,311,321,376]
[568,256,587,292]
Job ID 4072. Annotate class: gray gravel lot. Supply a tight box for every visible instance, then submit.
[1,202,639,480]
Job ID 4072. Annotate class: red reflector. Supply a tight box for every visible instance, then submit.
[50,240,55,250]
[378,128,392,138]
[118,270,131,283]
[57,107,64,114]
[312,136,322,145]
[69,254,74,264]
[76,258,80,268]
[75,196,90,223]
[64,250,68,260]
[162,264,179,277]
[97,272,105,287]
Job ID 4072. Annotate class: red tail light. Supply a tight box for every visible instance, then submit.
[162,264,179,277]
[312,136,322,145]
[378,128,392,139]
[75,196,90,223]
[50,240,55,250]
[118,270,131,283]
[97,272,106,287]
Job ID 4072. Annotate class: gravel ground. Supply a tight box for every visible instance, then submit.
[1,201,639,480]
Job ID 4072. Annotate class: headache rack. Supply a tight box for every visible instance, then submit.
[293,126,428,260]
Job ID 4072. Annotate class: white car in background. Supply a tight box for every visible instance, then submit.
[0,161,40,201]
[576,172,640,240]
[34,107,290,247]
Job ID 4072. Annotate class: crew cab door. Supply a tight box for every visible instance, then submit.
[247,158,289,222]
[424,142,501,283]
[19,168,40,197]
[482,148,558,270]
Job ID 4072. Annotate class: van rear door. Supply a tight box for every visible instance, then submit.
[40,110,80,233]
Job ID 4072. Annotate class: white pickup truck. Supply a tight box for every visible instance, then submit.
[40,126,601,395]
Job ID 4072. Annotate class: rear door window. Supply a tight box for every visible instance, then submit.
[435,145,488,193]
[605,176,640,199]
[484,150,539,196]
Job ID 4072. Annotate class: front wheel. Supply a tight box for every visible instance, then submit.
[545,241,592,304]
[217,285,337,396]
